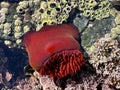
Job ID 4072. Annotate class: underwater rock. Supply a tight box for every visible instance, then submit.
[80,16,115,50]
[73,14,89,32]
[110,0,120,10]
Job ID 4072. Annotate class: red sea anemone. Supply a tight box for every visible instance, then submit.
[23,24,85,78]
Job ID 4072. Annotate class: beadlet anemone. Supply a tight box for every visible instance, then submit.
[23,24,85,78]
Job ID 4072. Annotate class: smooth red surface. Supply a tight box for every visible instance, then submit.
[23,24,80,71]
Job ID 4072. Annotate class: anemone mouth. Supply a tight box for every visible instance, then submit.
[39,49,85,78]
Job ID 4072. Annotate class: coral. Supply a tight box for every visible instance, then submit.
[78,0,111,20]
[115,14,120,25]
[0,0,117,48]
[31,0,76,30]
[110,11,120,39]
[39,76,61,90]
[89,34,120,89]
[23,25,30,33]
[0,1,10,8]
[13,77,42,90]
[0,0,78,48]
[16,1,29,14]
[0,8,6,23]
[3,23,12,35]
[110,8,119,17]
[14,17,22,26]
[4,40,12,46]
[0,8,8,14]
[110,25,120,39]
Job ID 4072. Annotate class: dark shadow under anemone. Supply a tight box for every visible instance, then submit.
[53,58,97,90]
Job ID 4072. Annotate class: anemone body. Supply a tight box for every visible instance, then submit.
[23,24,85,78]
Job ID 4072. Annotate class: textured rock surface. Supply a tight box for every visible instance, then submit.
[89,34,120,89]
[74,15,115,50]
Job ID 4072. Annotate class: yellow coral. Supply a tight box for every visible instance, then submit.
[40,1,48,9]
[33,0,40,5]
[78,0,111,20]
[0,24,4,30]
[4,40,11,46]
[115,14,120,25]
[110,9,119,17]
[0,2,10,8]
[4,23,11,29]
[15,26,22,32]
[1,8,8,14]
[110,25,120,39]
[14,32,22,39]
[14,18,22,26]
[36,24,42,31]
[19,1,29,9]
[23,25,30,33]
[16,39,22,44]
[0,0,115,48]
